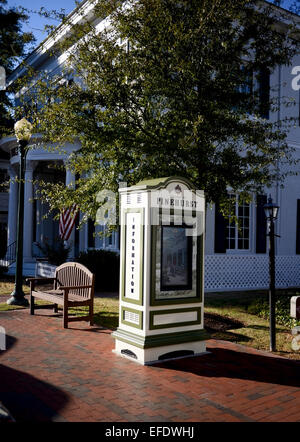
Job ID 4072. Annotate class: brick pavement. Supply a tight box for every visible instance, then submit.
[0,307,299,422]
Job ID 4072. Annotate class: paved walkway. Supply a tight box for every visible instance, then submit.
[0,307,299,422]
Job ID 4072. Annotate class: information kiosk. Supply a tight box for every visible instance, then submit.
[112,177,209,364]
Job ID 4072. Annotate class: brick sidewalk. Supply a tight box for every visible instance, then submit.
[0,308,299,422]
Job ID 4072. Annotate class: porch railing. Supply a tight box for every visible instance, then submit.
[0,241,17,267]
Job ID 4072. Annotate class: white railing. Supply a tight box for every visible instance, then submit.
[204,255,300,291]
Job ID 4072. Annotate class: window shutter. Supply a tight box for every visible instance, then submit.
[259,68,270,119]
[214,203,226,253]
[296,200,300,255]
[256,195,267,254]
[88,218,95,248]
[298,90,300,127]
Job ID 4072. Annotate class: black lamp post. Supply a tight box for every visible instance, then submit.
[264,195,279,352]
[7,118,32,306]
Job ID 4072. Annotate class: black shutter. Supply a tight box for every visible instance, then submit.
[298,90,300,127]
[259,68,270,119]
[296,200,300,255]
[88,218,95,248]
[214,203,226,253]
[256,194,267,254]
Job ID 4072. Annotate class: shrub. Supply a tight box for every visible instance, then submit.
[36,237,70,266]
[76,249,120,292]
[0,265,8,277]
[248,294,300,328]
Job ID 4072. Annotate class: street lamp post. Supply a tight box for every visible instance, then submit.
[7,118,32,306]
[264,196,279,352]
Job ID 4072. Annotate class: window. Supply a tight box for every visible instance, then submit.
[239,67,253,96]
[107,230,116,248]
[119,37,131,54]
[226,195,250,250]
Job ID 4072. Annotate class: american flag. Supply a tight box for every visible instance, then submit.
[59,204,79,241]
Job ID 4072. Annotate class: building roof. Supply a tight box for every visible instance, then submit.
[8,0,300,85]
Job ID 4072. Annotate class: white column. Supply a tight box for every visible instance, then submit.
[35,196,42,246]
[23,161,37,261]
[7,167,18,246]
[65,167,75,259]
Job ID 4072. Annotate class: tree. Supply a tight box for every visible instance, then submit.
[0,0,34,137]
[24,0,300,220]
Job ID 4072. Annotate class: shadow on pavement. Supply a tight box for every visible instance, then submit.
[0,364,69,421]
[158,345,300,389]
[0,334,68,422]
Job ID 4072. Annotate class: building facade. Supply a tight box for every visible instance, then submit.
[0,0,299,290]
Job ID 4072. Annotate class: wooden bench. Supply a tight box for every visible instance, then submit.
[27,262,95,329]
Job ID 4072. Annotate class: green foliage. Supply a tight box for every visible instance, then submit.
[248,295,300,328]
[36,237,70,266]
[21,0,300,219]
[76,249,120,292]
[0,0,35,136]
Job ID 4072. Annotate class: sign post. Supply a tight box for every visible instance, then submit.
[112,176,209,365]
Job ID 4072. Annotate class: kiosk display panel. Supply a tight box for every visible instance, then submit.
[160,225,193,292]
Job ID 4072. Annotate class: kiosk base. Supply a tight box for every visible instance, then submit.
[113,338,207,365]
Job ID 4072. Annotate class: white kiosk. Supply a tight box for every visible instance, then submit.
[112,176,208,364]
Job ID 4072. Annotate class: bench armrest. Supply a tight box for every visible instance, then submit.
[26,277,56,291]
[26,277,55,283]
[58,285,93,290]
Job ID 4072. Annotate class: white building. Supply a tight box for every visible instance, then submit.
[0,0,299,290]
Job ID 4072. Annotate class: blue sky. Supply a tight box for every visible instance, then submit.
[5,0,299,48]
[7,0,78,45]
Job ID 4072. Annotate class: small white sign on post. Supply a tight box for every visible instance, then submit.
[0,326,6,351]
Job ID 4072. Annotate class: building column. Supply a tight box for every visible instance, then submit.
[35,195,42,247]
[23,161,37,261]
[7,166,18,246]
[65,166,76,259]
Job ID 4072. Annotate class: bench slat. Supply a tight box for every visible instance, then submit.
[32,291,92,305]
[32,291,64,304]
[58,285,93,290]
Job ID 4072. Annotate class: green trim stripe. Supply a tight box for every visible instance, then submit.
[121,208,144,306]
[112,328,210,349]
[149,307,201,330]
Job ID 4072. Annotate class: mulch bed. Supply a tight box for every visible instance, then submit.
[204,312,244,332]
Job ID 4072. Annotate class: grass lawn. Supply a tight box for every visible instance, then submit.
[0,278,119,326]
[0,278,30,312]
[205,290,300,360]
[0,279,299,360]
